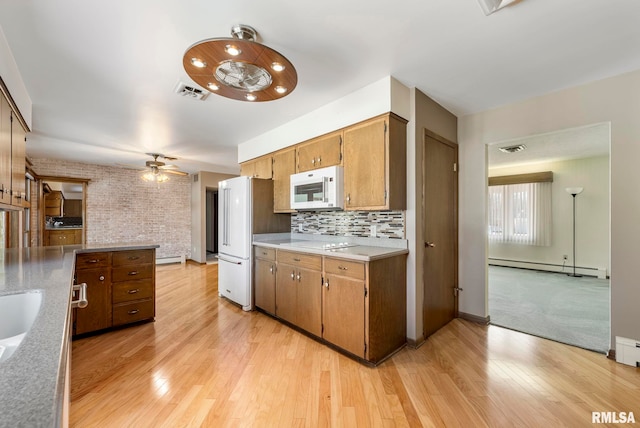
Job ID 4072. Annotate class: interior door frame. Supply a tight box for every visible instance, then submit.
[422,128,459,337]
[37,175,89,246]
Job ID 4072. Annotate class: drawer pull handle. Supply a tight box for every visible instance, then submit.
[324,281,329,289]
[128,256,140,260]
[269,266,273,273]
[262,251,267,256]
[128,271,138,276]
[296,273,301,281]
[128,309,139,315]
[338,266,348,270]
[88,259,99,264]
[128,289,140,294]
[293,258,301,262]
[99,275,105,281]
[71,283,88,309]
[291,272,295,279]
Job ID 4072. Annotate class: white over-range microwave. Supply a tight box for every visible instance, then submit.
[290,165,344,210]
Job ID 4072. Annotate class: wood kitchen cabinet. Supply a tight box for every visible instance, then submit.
[275,250,322,337]
[296,130,343,173]
[322,254,406,363]
[272,147,296,213]
[343,113,407,210]
[44,191,64,217]
[240,154,272,179]
[74,252,112,335]
[0,94,26,208]
[73,248,156,337]
[254,247,277,315]
[45,228,82,246]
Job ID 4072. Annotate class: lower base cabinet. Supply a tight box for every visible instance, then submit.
[254,246,407,365]
[73,248,156,337]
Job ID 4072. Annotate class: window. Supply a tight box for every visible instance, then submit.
[488,181,552,246]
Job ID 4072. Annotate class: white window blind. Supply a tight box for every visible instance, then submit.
[488,182,552,246]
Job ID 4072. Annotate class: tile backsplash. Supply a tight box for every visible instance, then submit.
[291,210,405,239]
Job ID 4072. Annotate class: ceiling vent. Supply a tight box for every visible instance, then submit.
[498,144,526,154]
[174,81,209,100]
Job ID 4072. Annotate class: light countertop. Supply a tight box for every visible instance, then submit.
[0,243,159,428]
[253,233,408,261]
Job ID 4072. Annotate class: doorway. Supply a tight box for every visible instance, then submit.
[205,189,218,258]
[486,123,611,353]
[422,129,459,338]
[38,177,87,247]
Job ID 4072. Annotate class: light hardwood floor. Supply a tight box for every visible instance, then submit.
[70,262,640,427]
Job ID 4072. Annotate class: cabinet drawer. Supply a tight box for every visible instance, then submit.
[254,246,276,261]
[277,250,322,270]
[112,279,154,304]
[112,299,154,326]
[76,252,111,270]
[324,258,365,280]
[112,264,154,282]
[112,249,154,267]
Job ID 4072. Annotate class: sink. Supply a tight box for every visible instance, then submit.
[0,290,43,363]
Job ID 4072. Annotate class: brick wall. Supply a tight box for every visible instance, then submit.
[30,159,191,259]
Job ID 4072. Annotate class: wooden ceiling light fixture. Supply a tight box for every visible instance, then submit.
[183,25,297,102]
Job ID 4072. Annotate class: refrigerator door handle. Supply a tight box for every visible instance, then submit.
[222,187,231,246]
[218,256,243,265]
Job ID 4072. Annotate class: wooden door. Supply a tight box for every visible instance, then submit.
[297,131,342,172]
[423,130,458,338]
[322,274,365,357]
[253,155,272,179]
[0,97,11,204]
[343,117,387,209]
[272,148,296,212]
[295,266,322,337]
[75,269,112,335]
[254,258,276,314]
[275,262,297,324]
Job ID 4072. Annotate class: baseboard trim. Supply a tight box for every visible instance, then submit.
[458,312,491,325]
[607,349,616,361]
[489,258,607,279]
[157,255,186,265]
[407,337,426,349]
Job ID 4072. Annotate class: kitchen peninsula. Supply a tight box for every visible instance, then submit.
[253,233,408,365]
[0,243,159,427]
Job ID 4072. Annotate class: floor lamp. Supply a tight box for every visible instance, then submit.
[565,187,584,277]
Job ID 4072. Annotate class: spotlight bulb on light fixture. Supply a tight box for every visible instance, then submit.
[565,187,584,196]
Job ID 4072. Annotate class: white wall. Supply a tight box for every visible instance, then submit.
[238,76,410,162]
[459,68,640,351]
[0,26,31,129]
[190,170,236,263]
[489,156,610,275]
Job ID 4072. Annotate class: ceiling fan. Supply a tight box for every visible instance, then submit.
[118,153,188,182]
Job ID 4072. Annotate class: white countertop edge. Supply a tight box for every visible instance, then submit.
[253,240,408,262]
[253,232,408,250]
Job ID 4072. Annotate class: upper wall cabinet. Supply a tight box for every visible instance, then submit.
[240,154,272,179]
[296,130,342,173]
[0,96,11,205]
[0,94,27,208]
[272,147,296,213]
[343,113,407,211]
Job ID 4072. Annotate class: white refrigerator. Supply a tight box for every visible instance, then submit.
[218,177,289,311]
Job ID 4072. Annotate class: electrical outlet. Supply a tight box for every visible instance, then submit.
[563,255,568,261]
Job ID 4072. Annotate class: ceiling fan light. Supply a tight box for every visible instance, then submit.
[225,44,242,56]
[245,93,257,101]
[275,86,287,94]
[271,62,285,72]
[207,82,219,91]
[191,58,207,68]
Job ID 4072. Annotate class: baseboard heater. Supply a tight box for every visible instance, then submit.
[489,258,607,279]
[156,255,186,265]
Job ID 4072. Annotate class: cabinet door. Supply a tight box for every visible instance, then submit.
[296,266,322,337]
[10,114,26,207]
[75,269,112,335]
[272,148,296,212]
[275,263,297,324]
[323,274,366,357]
[255,258,276,315]
[239,161,254,177]
[0,97,11,204]
[343,117,387,209]
[240,155,272,179]
[297,131,342,173]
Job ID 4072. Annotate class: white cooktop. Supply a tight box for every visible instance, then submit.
[286,241,359,250]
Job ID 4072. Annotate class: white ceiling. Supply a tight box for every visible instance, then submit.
[1,0,639,174]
